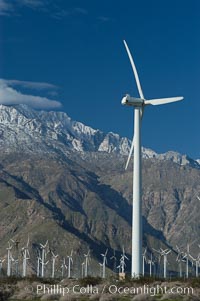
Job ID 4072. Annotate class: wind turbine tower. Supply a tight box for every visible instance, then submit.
[84,250,90,277]
[142,248,147,277]
[11,238,20,276]
[37,249,42,277]
[61,258,68,278]
[182,243,194,278]
[147,253,154,277]
[101,249,108,279]
[51,251,58,278]
[67,250,73,278]
[122,40,183,277]
[81,262,85,278]
[21,236,30,277]
[6,241,13,277]
[176,245,185,278]
[40,240,48,278]
[99,262,103,277]
[0,258,5,276]
[110,250,117,274]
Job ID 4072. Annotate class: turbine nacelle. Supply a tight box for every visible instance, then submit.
[121,94,144,106]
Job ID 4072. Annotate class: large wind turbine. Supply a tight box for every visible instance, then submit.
[122,40,183,278]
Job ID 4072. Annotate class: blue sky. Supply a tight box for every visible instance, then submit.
[0,0,199,158]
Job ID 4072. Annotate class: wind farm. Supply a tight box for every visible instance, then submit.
[0,1,199,300]
[1,236,200,280]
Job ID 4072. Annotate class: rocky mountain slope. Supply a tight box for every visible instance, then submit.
[0,104,199,276]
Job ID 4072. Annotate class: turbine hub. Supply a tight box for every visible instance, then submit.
[121,94,144,106]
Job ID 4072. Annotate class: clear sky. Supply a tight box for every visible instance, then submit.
[0,0,199,159]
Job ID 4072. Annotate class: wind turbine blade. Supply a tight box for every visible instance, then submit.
[144,97,183,106]
[27,250,30,258]
[125,134,134,170]
[189,254,195,261]
[190,239,197,247]
[152,248,161,254]
[123,40,144,99]
[27,235,30,248]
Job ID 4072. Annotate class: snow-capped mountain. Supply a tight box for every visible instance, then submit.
[0,104,130,155]
[0,104,199,168]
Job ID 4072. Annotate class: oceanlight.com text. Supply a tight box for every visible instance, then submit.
[35,284,194,297]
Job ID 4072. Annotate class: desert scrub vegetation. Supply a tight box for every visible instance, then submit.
[79,276,102,287]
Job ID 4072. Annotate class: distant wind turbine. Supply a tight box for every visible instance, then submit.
[6,241,13,277]
[142,248,147,277]
[0,258,5,276]
[176,245,185,278]
[117,246,129,274]
[110,249,117,274]
[101,249,108,279]
[147,253,155,277]
[84,250,90,277]
[21,236,30,277]
[61,258,68,278]
[189,253,200,278]
[40,240,48,278]
[37,249,42,277]
[122,40,183,277]
[67,250,73,278]
[153,248,171,279]
[182,241,196,278]
[51,251,58,279]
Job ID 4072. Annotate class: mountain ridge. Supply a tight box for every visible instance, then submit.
[0,104,198,169]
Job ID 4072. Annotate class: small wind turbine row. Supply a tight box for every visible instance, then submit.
[1,237,200,278]
[0,238,130,279]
